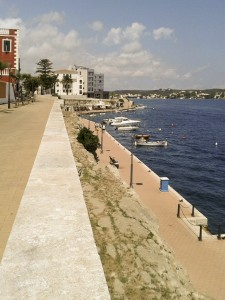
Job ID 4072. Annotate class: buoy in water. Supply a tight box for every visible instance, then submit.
[215,142,218,146]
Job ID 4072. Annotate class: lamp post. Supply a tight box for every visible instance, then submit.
[8,64,11,109]
[100,122,105,154]
[130,135,134,188]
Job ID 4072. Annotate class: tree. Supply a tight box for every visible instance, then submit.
[21,74,40,95]
[36,58,54,94]
[77,127,100,160]
[61,74,73,95]
[0,61,7,77]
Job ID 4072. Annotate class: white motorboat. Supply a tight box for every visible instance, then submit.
[135,140,168,147]
[116,126,139,131]
[134,135,168,147]
[110,117,140,127]
[135,104,147,109]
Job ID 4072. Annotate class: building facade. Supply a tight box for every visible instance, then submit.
[54,69,84,96]
[0,28,19,103]
[94,73,104,92]
[72,65,104,98]
[0,28,19,80]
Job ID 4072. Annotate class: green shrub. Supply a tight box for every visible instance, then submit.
[77,127,100,160]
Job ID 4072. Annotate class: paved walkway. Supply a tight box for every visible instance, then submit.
[0,97,54,259]
[0,98,110,299]
[84,118,225,300]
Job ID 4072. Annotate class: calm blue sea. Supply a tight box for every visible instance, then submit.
[89,99,225,234]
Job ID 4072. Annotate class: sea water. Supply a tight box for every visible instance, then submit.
[89,99,225,234]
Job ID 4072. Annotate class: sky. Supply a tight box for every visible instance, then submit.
[0,0,224,91]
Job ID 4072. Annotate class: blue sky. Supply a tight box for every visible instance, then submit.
[0,0,224,90]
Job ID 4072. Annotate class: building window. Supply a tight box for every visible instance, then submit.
[2,39,11,53]
[79,90,82,94]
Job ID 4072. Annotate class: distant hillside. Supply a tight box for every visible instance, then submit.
[114,89,225,99]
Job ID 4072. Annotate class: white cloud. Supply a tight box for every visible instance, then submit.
[93,48,177,80]
[122,41,142,53]
[104,22,145,45]
[22,24,82,71]
[34,11,64,25]
[0,16,179,89]
[182,65,210,80]
[183,72,192,79]
[123,22,146,40]
[89,20,103,31]
[153,27,174,40]
[104,27,122,45]
[0,17,23,29]
[5,14,82,73]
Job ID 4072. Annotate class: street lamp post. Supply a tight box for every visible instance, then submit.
[8,64,11,109]
[130,136,134,188]
[100,122,104,154]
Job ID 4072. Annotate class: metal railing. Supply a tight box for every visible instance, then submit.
[177,202,225,241]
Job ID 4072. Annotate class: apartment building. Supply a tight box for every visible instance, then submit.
[54,69,84,96]
[94,73,104,92]
[72,65,104,98]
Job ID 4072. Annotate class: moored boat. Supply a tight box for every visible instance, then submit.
[110,117,140,127]
[134,134,168,147]
[135,134,150,139]
[135,140,168,147]
[116,126,139,131]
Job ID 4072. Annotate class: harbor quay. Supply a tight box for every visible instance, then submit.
[81,116,225,300]
[0,96,110,299]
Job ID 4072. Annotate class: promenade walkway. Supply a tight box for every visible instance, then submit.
[0,97,54,259]
[0,97,110,299]
[84,118,225,300]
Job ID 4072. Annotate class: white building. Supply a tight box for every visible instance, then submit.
[54,69,83,96]
[72,66,104,97]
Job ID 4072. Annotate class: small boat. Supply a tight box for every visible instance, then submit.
[135,104,147,109]
[116,126,139,131]
[110,117,140,127]
[102,118,114,124]
[135,134,150,139]
[135,140,168,147]
[134,135,168,147]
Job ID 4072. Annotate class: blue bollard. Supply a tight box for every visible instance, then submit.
[160,177,169,192]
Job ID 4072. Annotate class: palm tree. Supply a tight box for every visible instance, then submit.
[61,74,73,95]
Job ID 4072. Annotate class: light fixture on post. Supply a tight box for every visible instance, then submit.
[8,63,11,109]
[100,122,104,154]
[130,135,134,188]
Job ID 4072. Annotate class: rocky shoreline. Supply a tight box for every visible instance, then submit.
[63,110,209,300]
